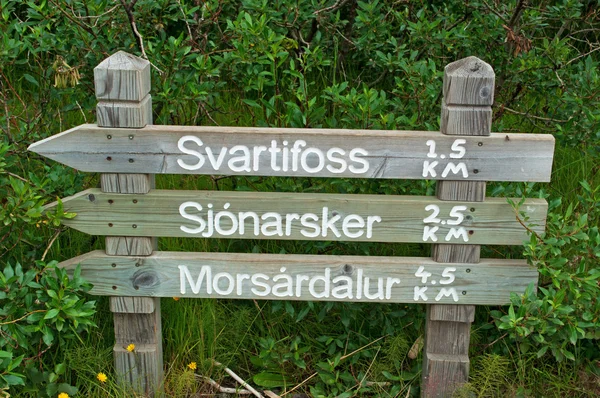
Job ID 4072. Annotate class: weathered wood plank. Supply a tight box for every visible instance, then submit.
[95,51,162,397]
[423,56,493,398]
[59,250,538,305]
[46,188,547,245]
[94,51,151,101]
[422,354,470,394]
[28,124,555,182]
[113,344,163,394]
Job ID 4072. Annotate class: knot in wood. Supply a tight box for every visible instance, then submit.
[132,269,159,288]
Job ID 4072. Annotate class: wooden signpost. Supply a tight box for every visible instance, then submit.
[30,52,555,397]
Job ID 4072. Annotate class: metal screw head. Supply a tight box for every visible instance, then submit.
[470,207,475,212]
[108,199,114,204]
[468,230,474,235]
[111,263,117,268]
[134,286,139,290]
[108,223,113,227]
[132,224,137,229]
[462,291,467,295]
[129,135,134,140]
[133,199,138,204]
[478,142,483,147]
[88,194,95,202]
[106,156,112,161]
[473,169,479,174]
[107,135,112,139]
[129,158,134,163]
[112,286,117,290]
[466,268,471,273]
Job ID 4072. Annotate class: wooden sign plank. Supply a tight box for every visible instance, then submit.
[47,188,547,245]
[59,250,538,305]
[28,124,555,182]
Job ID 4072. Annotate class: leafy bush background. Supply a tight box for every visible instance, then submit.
[1,0,599,396]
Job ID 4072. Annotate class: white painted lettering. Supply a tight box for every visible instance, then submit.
[366,216,381,239]
[300,213,320,237]
[291,140,306,172]
[285,213,300,236]
[179,202,206,234]
[423,226,439,242]
[435,287,459,302]
[236,273,250,295]
[261,212,283,237]
[441,162,468,178]
[214,203,238,236]
[250,273,271,296]
[385,277,401,300]
[326,148,347,173]
[348,148,369,174]
[414,286,428,301]
[206,146,227,170]
[269,140,282,171]
[239,212,260,236]
[272,267,294,297]
[177,136,205,170]
[228,145,251,172]
[321,207,341,238]
[363,277,384,300]
[179,265,212,294]
[301,147,325,173]
[445,227,469,242]
[252,145,267,171]
[342,215,365,238]
[422,160,438,177]
[308,268,330,298]
[331,276,353,299]
[213,272,235,295]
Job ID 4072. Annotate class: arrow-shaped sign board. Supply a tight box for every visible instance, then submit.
[46,189,547,245]
[60,250,538,305]
[29,124,555,182]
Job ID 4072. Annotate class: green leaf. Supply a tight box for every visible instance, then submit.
[253,372,288,388]
[44,308,60,319]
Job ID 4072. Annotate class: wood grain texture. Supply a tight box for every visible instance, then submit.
[94,51,151,101]
[28,124,555,182]
[422,56,496,398]
[440,103,492,136]
[106,236,155,256]
[111,296,156,313]
[114,344,163,395]
[422,353,469,397]
[429,305,475,323]
[46,188,547,245]
[97,94,152,128]
[442,56,494,106]
[58,250,538,305]
[95,51,162,397]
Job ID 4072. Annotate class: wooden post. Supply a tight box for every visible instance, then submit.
[94,51,163,396]
[421,56,495,397]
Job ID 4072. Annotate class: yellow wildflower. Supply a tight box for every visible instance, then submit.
[126,344,135,352]
[58,393,69,398]
[173,297,180,301]
[97,372,108,383]
[187,362,197,370]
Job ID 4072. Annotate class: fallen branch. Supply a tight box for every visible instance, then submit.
[213,361,264,398]
[196,374,252,395]
[502,106,572,123]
